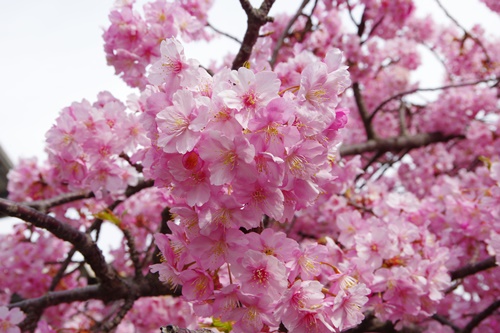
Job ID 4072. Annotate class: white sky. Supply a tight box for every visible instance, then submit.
[0,0,498,164]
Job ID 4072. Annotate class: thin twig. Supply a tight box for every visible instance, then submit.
[462,299,500,333]
[435,0,491,64]
[369,78,498,121]
[269,0,311,68]
[119,152,143,173]
[24,191,94,213]
[92,297,137,333]
[48,247,78,291]
[206,22,242,44]
[431,314,460,333]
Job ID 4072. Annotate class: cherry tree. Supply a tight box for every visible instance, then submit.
[1,0,500,332]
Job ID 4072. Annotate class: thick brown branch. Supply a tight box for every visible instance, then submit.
[450,256,497,281]
[352,82,377,140]
[339,132,464,157]
[0,198,116,285]
[232,0,276,69]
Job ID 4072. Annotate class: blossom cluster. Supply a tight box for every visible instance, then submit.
[141,37,370,332]
[103,0,213,89]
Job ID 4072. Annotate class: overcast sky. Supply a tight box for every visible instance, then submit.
[0,0,497,165]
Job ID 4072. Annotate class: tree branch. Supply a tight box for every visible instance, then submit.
[206,22,242,44]
[24,191,94,213]
[22,178,154,213]
[431,314,460,333]
[91,297,137,333]
[435,0,491,64]
[232,0,276,69]
[339,132,464,157]
[369,78,498,121]
[352,82,377,140]
[462,299,500,333]
[0,198,116,285]
[450,256,497,281]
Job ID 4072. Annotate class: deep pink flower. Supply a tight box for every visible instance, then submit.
[179,269,214,301]
[231,250,287,299]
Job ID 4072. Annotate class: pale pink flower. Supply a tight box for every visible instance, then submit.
[355,227,398,268]
[148,38,199,86]
[197,132,256,185]
[0,306,25,333]
[156,90,209,154]
[244,228,300,263]
[233,178,284,221]
[278,280,327,332]
[229,292,279,333]
[329,283,370,331]
[219,67,281,128]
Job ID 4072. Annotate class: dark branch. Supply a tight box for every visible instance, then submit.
[431,314,460,333]
[92,298,137,333]
[122,227,143,278]
[352,82,377,140]
[22,178,154,213]
[48,247,78,291]
[339,132,464,157]
[450,256,497,281]
[0,198,116,285]
[232,0,276,69]
[24,191,94,213]
[462,299,500,333]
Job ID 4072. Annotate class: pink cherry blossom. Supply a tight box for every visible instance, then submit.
[0,307,25,333]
